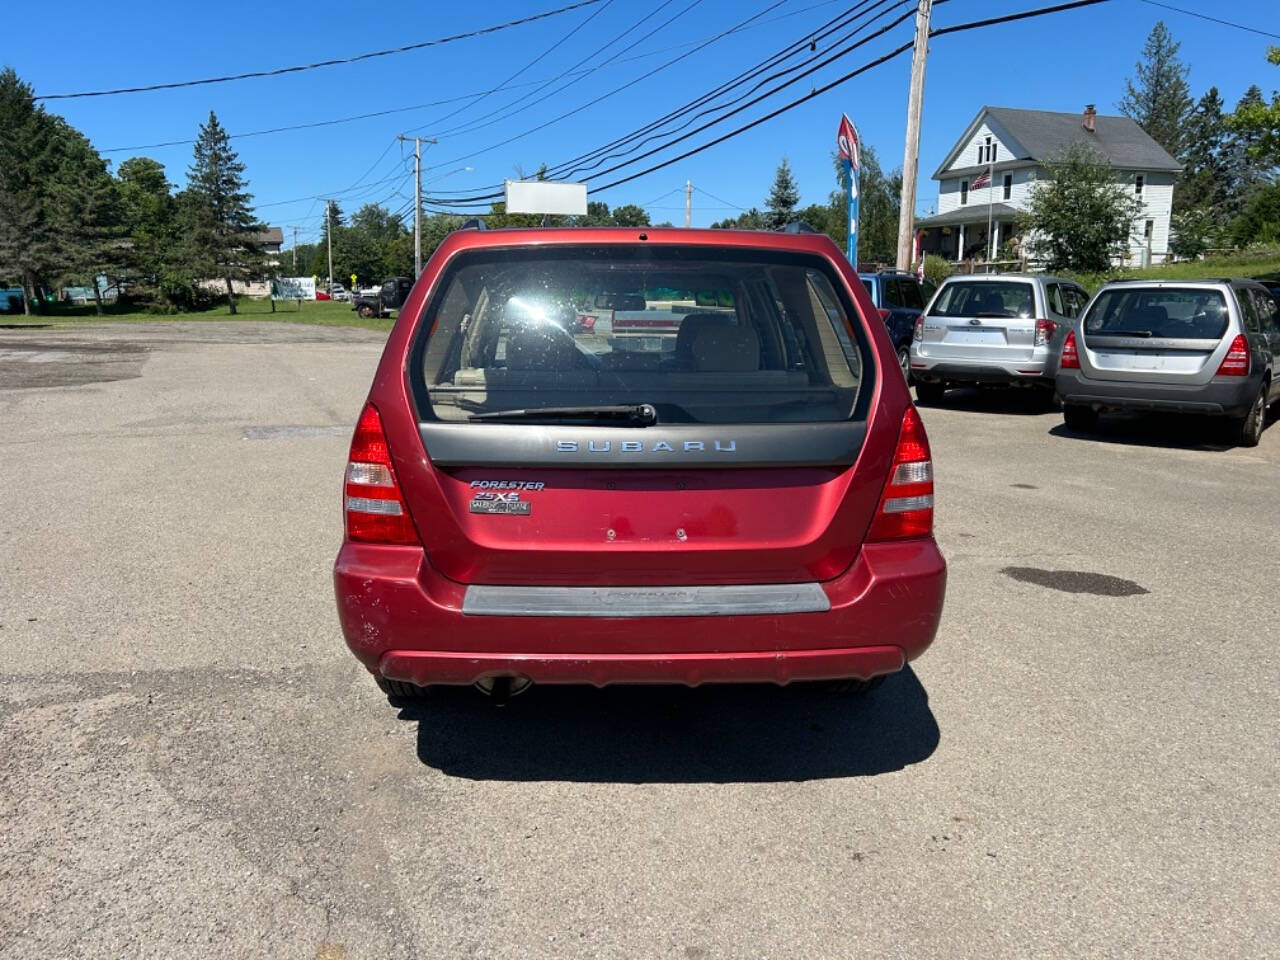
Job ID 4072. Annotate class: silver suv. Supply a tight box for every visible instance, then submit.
[1056,279,1279,447]
[910,274,1088,407]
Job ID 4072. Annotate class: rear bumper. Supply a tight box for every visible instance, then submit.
[333,540,946,687]
[909,355,1053,384]
[1055,370,1256,416]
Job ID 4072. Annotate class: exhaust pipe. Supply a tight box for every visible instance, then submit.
[474,675,533,705]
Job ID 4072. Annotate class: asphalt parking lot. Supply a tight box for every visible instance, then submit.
[2,322,1277,959]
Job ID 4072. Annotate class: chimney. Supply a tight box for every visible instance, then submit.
[1082,104,1097,134]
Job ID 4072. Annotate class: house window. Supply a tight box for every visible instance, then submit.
[983,135,992,163]
[1135,174,1144,197]
[976,145,982,165]
[961,180,968,205]
[1144,219,1154,239]
[1003,174,1013,200]
[991,142,998,162]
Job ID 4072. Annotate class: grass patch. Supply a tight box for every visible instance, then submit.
[0,297,393,332]
[1067,247,1280,293]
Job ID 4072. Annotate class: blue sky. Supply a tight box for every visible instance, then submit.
[6,0,1276,243]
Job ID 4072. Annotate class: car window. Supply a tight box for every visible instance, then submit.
[1046,284,1065,316]
[1237,288,1260,333]
[860,278,876,306]
[899,278,925,311]
[1067,287,1089,318]
[1083,287,1230,339]
[1249,289,1277,331]
[883,278,904,308]
[929,281,1035,319]
[417,246,872,425]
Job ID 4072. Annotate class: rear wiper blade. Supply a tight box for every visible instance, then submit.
[469,403,658,425]
[1099,329,1154,338]
[974,312,1012,318]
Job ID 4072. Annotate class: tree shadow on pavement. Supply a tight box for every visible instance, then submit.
[400,668,939,783]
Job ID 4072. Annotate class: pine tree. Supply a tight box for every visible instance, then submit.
[117,157,177,283]
[0,69,58,314]
[1176,87,1229,216]
[50,126,124,315]
[1117,21,1192,159]
[766,158,800,229]
[1226,47,1280,171]
[183,111,263,315]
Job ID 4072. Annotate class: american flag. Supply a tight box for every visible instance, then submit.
[972,169,991,189]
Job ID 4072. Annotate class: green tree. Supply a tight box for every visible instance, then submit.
[50,127,123,315]
[0,68,59,313]
[1117,21,1192,159]
[182,111,264,315]
[765,158,800,229]
[845,146,902,262]
[1226,48,1280,169]
[1017,143,1143,272]
[709,208,767,230]
[117,157,176,281]
[1228,182,1280,246]
[1177,87,1230,213]
[609,203,650,227]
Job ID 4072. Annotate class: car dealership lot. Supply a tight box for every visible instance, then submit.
[1,323,1277,959]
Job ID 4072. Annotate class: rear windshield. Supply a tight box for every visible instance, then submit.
[415,246,870,424]
[1083,287,1229,339]
[928,280,1035,319]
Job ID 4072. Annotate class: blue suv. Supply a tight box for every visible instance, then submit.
[859,271,935,380]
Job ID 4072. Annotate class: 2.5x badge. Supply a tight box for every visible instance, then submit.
[468,480,540,515]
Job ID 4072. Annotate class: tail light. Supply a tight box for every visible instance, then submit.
[868,406,934,541]
[344,403,417,544]
[576,313,596,332]
[1216,334,1250,377]
[1060,330,1080,369]
[913,315,924,341]
[1034,318,1056,346]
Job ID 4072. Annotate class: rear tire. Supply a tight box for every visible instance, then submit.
[817,675,887,696]
[358,304,375,319]
[915,381,946,405]
[896,345,912,383]
[375,676,431,704]
[1228,383,1267,448]
[1063,405,1098,432]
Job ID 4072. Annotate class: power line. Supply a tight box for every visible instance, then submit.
[1136,0,1280,39]
[409,0,624,135]
[254,169,411,209]
[97,1,849,154]
[425,0,870,201]
[588,0,1112,196]
[694,186,746,210]
[414,0,700,141]
[35,0,609,101]
[429,0,915,205]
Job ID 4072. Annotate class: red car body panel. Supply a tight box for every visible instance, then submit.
[333,227,945,688]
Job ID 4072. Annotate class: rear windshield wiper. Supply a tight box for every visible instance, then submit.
[1098,329,1154,338]
[469,403,658,425]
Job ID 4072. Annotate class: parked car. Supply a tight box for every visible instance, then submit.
[910,273,1088,407]
[859,270,934,379]
[329,283,350,302]
[333,226,946,703]
[351,276,413,318]
[1056,278,1279,446]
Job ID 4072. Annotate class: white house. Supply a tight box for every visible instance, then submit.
[915,105,1181,266]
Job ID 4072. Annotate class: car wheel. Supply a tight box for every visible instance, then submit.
[896,346,912,382]
[358,304,375,319]
[1229,383,1267,448]
[816,675,887,696]
[375,676,432,704]
[1063,405,1098,432]
[915,381,946,405]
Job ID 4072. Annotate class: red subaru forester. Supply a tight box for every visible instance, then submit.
[333,226,945,702]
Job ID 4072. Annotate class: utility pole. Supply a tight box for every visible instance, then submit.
[291,226,298,271]
[325,201,334,297]
[397,135,438,277]
[896,0,933,271]
[685,180,692,228]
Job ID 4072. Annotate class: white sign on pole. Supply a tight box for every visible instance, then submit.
[272,277,316,300]
[504,179,588,216]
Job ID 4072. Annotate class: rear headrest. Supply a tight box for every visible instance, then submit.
[674,313,735,366]
[1136,304,1169,326]
[692,326,760,373]
[505,323,579,371]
